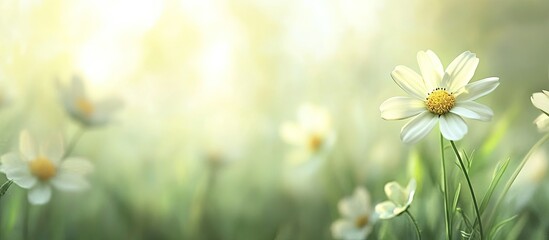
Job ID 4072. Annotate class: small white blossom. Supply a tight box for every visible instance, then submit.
[331,187,375,240]
[280,104,335,167]
[59,76,122,126]
[531,90,549,132]
[0,130,93,205]
[375,179,416,219]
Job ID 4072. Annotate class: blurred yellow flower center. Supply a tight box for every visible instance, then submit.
[426,88,455,115]
[355,215,369,228]
[76,98,94,116]
[308,134,323,151]
[29,157,56,181]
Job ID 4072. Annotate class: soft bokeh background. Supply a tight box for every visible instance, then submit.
[0,0,548,239]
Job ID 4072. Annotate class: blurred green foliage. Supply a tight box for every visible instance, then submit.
[0,0,548,239]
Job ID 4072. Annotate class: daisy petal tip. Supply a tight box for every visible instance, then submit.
[400,134,419,145]
[443,132,466,141]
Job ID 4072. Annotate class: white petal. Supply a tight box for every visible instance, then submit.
[375,201,398,219]
[450,101,493,121]
[0,152,23,171]
[297,104,331,133]
[280,122,306,146]
[60,157,94,175]
[338,195,361,218]
[443,51,479,92]
[51,172,90,191]
[384,181,407,207]
[456,77,500,102]
[534,114,549,132]
[405,179,417,207]
[400,111,437,144]
[439,113,468,141]
[380,97,426,120]
[337,187,371,219]
[0,153,36,188]
[40,135,64,164]
[338,187,371,218]
[28,183,52,205]
[331,220,353,239]
[353,187,371,210]
[10,172,36,189]
[532,91,549,115]
[19,130,36,160]
[331,219,371,240]
[391,65,427,100]
[417,50,444,91]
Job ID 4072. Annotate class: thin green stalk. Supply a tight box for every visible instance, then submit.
[440,134,452,240]
[405,210,422,240]
[63,128,86,159]
[450,140,483,240]
[490,133,549,223]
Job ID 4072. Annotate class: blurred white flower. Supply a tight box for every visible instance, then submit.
[280,104,336,167]
[331,187,374,240]
[58,76,122,126]
[380,50,499,143]
[375,179,416,219]
[531,90,549,131]
[0,130,93,205]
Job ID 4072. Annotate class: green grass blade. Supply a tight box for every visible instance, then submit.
[490,134,549,224]
[456,208,474,240]
[452,183,461,216]
[489,215,518,239]
[0,180,13,198]
[479,157,511,214]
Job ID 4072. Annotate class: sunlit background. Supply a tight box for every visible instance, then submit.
[0,0,548,239]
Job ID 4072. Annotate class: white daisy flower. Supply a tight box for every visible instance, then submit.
[331,187,375,240]
[375,179,416,219]
[59,76,122,127]
[531,90,549,132]
[280,103,336,166]
[380,50,500,143]
[0,130,93,205]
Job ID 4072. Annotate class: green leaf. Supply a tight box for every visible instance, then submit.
[463,150,475,171]
[488,215,518,239]
[480,157,511,214]
[0,180,13,198]
[456,208,474,240]
[452,183,462,216]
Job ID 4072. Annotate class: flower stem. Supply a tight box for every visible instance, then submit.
[450,140,483,240]
[440,134,452,240]
[405,210,422,240]
[63,127,86,159]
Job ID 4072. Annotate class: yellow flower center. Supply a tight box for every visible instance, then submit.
[355,215,369,228]
[76,98,94,117]
[29,157,57,181]
[426,88,455,115]
[308,134,323,151]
